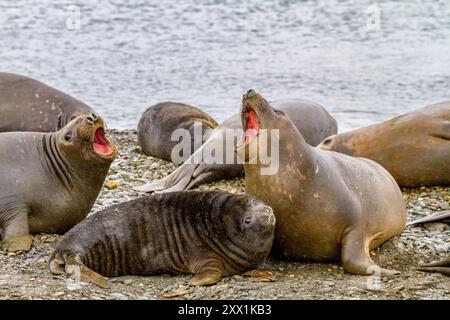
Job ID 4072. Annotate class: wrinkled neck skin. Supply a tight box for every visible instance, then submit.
[40,132,109,195]
[244,119,316,184]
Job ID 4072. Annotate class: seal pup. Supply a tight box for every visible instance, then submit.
[0,72,94,132]
[135,99,337,193]
[318,101,450,187]
[238,90,407,276]
[137,102,219,162]
[49,191,275,288]
[0,113,117,252]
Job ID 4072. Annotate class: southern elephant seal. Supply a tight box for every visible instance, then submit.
[49,191,275,287]
[408,210,449,276]
[137,102,218,162]
[238,90,406,276]
[0,72,95,132]
[134,99,337,193]
[0,113,117,252]
[318,102,450,187]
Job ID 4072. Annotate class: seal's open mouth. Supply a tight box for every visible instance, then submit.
[93,127,113,156]
[243,105,260,144]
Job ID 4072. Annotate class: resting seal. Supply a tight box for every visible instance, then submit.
[137,102,218,162]
[238,90,406,276]
[318,102,450,187]
[49,191,275,287]
[0,113,117,252]
[0,73,94,132]
[135,99,337,193]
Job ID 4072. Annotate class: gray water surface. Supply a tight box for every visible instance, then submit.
[1,0,449,131]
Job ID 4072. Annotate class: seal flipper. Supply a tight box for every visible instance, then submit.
[341,227,400,276]
[58,255,110,289]
[407,210,450,226]
[0,203,32,252]
[418,258,450,276]
[190,257,224,286]
[134,164,198,193]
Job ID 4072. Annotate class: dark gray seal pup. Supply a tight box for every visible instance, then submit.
[0,72,94,132]
[238,90,406,276]
[49,191,275,288]
[0,113,117,252]
[408,210,449,276]
[137,102,219,162]
[318,101,450,187]
[135,99,337,193]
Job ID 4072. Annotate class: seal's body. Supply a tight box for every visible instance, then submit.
[318,102,450,187]
[49,191,275,287]
[0,114,117,252]
[137,102,218,162]
[238,90,406,276]
[0,73,94,132]
[135,99,337,193]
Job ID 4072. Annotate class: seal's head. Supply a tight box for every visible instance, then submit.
[317,133,355,155]
[220,194,275,264]
[58,113,118,163]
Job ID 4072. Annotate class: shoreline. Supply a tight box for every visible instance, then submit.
[0,129,448,300]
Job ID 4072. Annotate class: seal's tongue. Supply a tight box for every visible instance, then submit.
[245,110,259,143]
[93,128,113,156]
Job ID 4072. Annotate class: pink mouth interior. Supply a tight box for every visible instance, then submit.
[93,128,113,156]
[244,110,260,143]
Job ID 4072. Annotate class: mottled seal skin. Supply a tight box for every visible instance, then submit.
[49,191,275,287]
[0,73,94,132]
[137,102,218,162]
[238,90,407,276]
[0,114,117,252]
[135,99,337,193]
[408,210,449,276]
[318,102,450,187]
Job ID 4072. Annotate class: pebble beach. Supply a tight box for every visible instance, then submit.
[0,129,448,300]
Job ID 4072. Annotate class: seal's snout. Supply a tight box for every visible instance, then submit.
[86,113,98,124]
[243,89,257,100]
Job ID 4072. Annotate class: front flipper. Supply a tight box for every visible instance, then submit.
[190,258,224,286]
[418,258,450,276]
[341,227,400,276]
[0,204,32,252]
[50,253,110,288]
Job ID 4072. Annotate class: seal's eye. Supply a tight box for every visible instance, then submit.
[244,216,252,225]
[64,131,73,141]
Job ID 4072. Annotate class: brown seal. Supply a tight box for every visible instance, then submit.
[238,90,407,276]
[0,113,117,252]
[135,99,337,193]
[0,72,94,132]
[137,102,218,162]
[48,191,275,287]
[318,102,450,187]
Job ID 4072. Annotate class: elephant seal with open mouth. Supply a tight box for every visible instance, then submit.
[0,113,117,252]
[237,90,406,276]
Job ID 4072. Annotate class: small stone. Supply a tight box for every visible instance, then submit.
[106,180,119,189]
[123,279,133,285]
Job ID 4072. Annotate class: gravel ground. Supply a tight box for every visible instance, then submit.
[0,130,448,300]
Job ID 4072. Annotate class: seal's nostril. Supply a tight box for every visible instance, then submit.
[246,89,256,97]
